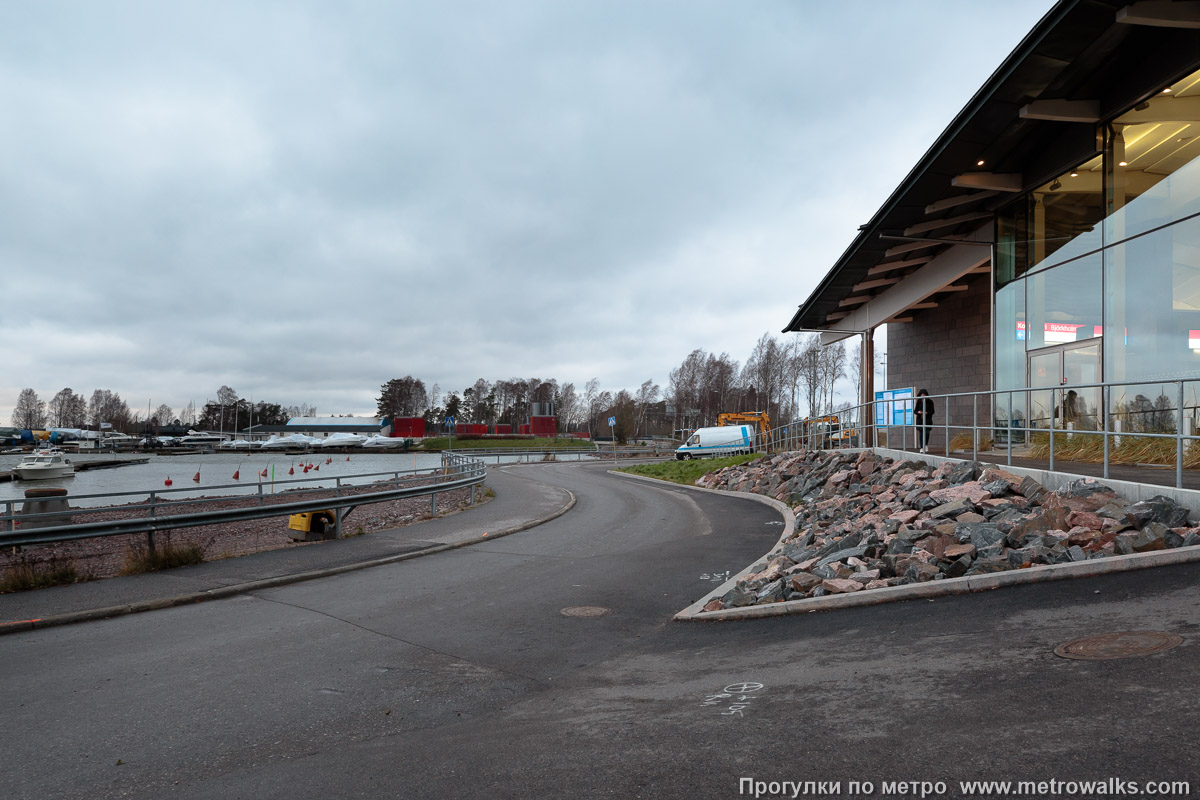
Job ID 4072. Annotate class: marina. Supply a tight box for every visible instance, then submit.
[0,450,597,508]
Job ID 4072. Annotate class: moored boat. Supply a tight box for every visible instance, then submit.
[13,448,76,480]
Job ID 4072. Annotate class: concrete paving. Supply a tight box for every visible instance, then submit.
[0,464,573,630]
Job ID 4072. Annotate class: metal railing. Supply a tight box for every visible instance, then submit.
[765,377,1200,489]
[0,453,487,548]
[448,445,674,463]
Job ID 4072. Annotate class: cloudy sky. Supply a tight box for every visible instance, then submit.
[1,0,1055,423]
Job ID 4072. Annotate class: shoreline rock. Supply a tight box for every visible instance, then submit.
[697,449,1198,612]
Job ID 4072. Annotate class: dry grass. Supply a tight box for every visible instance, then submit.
[121,542,206,574]
[0,558,85,593]
[1025,431,1200,467]
[948,434,994,453]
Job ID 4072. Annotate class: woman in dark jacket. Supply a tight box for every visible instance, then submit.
[914,389,935,454]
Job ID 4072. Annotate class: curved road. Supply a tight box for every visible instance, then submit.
[5,461,1200,799]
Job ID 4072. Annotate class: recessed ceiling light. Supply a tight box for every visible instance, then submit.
[1119,161,1128,167]
[1163,88,1173,94]
[1070,172,1078,177]
[976,159,985,166]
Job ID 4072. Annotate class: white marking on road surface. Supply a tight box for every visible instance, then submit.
[700,682,765,717]
[700,571,731,583]
[764,520,783,526]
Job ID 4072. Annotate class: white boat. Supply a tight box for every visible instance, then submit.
[13,449,76,480]
[260,434,319,450]
[362,434,405,448]
[319,433,369,448]
[218,439,255,450]
[179,431,226,446]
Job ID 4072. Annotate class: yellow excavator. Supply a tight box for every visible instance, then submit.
[716,412,772,451]
[803,415,858,448]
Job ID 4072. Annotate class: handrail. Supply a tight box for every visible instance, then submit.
[771,375,1200,488]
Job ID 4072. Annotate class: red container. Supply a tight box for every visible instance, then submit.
[494,424,512,434]
[519,424,531,434]
[529,416,557,436]
[392,417,425,438]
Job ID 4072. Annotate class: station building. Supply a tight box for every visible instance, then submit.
[784,0,1200,445]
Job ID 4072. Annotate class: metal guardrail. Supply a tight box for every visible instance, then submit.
[769,377,1200,489]
[0,453,487,548]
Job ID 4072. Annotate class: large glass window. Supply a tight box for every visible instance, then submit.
[995,157,1105,285]
[1103,67,1200,385]
[1025,252,1103,351]
[993,65,1200,392]
[995,282,1025,391]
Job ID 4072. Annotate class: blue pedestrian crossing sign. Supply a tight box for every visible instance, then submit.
[608,416,616,427]
[445,416,455,426]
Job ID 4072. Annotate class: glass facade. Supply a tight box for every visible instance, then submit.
[993,67,1200,406]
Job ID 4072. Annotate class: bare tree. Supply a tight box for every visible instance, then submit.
[153,403,175,427]
[47,388,86,428]
[582,378,600,436]
[11,388,46,429]
[88,389,131,431]
[818,341,847,415]
[796,335,823,418]
[634,379,660,438]
[556,382,578,433]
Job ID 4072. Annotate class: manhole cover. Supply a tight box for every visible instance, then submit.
[1054,631,1183,661]
[561,606,612,617]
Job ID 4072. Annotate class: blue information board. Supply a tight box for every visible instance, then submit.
[874,388,915,426]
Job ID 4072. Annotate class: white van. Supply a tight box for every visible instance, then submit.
[675,425,754,460]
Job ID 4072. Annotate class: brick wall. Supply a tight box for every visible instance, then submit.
[885,274,992,451]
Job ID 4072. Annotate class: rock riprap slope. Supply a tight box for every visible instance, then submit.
[697,450,1200,612]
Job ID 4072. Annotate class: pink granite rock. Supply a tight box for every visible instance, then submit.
[943,543,977,559]
[703,599,725,612]
[929,482,991,504]
[821,578,863,594]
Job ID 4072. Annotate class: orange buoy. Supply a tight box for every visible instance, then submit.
[192,471,201,483]
[233,466,240,480]
[326,457,332,465]
[260,468,268,478]
[164,477,173,487]
[345,456,350,461]
[288,465,294,475]
[314,464,320,471]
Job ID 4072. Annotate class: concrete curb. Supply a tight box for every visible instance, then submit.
[677,542,1200,621]
[0,484,577,636]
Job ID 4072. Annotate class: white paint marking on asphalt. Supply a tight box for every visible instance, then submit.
[699,682,766,717]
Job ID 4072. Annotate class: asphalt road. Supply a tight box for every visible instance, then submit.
[4,461,1200,799]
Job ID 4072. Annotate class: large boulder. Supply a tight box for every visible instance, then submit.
[1125,496,1191,530]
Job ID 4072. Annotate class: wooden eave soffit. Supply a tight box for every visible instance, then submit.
[1019,99,1100,123]
[1116,1,1200,28]
[951,173,1023,192]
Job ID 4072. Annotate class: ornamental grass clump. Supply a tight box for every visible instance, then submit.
[1026,431,1200,468]
[121,542,206,575]
[0,558,85,593]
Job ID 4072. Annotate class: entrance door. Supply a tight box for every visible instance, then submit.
[1027,341,1101,431]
